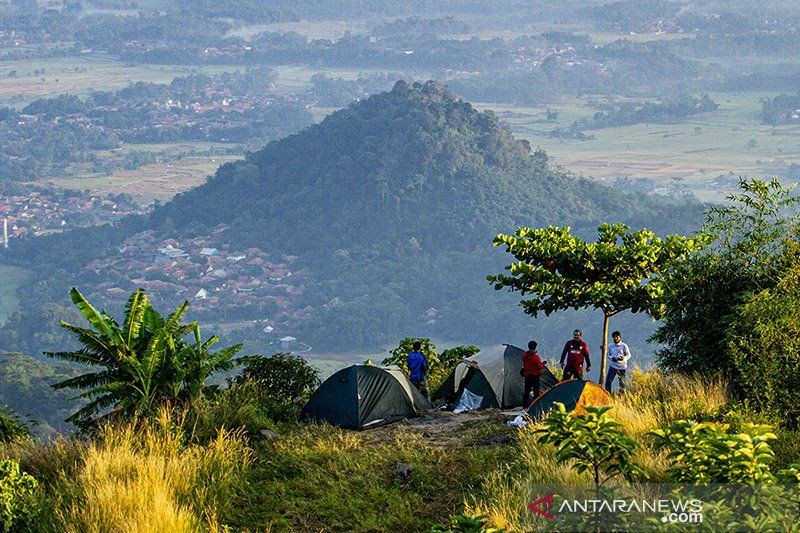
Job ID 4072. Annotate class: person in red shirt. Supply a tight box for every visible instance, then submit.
[560,329,591,381]
[522,340,546,406]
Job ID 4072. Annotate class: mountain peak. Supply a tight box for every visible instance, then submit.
[152,80,554,251]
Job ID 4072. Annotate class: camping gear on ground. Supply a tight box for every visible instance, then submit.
[507,414,528,428]
[301,364,432,430]
[433,344,559,411]
[526,380,611,420]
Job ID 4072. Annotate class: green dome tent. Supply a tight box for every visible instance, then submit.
[301,364,432,430]
[526,380,611,420]
[433,344,558,411]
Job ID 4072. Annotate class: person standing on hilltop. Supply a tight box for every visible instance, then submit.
[560,329,591,381]
[521,340,546,406]
[605,330,631,393]
[407,340,430,401]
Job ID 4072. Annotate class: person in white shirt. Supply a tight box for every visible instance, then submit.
[605,331,631,392]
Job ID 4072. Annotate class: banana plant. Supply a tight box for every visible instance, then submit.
[46,287,242,426]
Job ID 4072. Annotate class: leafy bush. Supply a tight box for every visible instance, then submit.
[439,346,480,369]
[0,459,38,532]
[383,338,439,374]
[536,404,642,489]
[0,407,31,443]
[654,178,800,375]
[727,239,800,427]
[650,420,777,483]
[229,353,320,422]
[431,513,506,532]
[234,353,320,404]
[383,339,479,390]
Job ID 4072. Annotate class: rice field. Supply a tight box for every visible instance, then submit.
[477,91,800,201]
[0,55,247,108]
[32,154,241,204]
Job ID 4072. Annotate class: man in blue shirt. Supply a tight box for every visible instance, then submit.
[407,340,430,400]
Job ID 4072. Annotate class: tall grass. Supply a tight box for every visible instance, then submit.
[464,424,592,532]
[60,412,250,532]
[468,368,734,530]
[2,410,251,532]
[614,368,730,430]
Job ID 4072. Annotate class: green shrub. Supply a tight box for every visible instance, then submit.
[430,513,506,532]
[536,403,642,489]
[0,408,31,443]
[383,339,479,390]
[727,240,800,427]
[230,353,320,422]
[0,459,38,532]
[650,420,777,483]
[772,428,800,471]
[383,338,439,375]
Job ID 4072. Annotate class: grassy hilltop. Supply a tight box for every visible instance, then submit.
[2,369,798,531]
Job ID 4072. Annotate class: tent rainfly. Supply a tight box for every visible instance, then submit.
[433,344,559,411]
[301,364,432,430]
[526,379,611,420]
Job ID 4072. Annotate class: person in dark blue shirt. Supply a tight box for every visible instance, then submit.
[407,340,430,400]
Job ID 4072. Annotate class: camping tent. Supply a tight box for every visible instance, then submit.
[301,364,432,430]
[434,344,559,411]
[526,380,611,420]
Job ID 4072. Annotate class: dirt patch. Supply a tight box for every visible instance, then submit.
[363,409,515,448]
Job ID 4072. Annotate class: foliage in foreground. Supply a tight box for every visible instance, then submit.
[0,367,797,531]
[536,404,641,489]
[463,371,800,532]
[45,287,243,427]
[0,459,38,532]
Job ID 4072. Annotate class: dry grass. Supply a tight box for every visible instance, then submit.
[6,411,253,533]
[467,368,733,530]
[464,424,592,532]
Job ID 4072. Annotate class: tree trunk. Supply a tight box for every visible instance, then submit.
[599,312,610,386]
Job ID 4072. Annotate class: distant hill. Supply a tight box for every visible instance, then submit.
[4,81,702,352]
[152,80,692,253]
[143,80,700,348]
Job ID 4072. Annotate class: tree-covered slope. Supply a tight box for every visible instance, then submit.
[151,81,691,254]
[3,81,702,352]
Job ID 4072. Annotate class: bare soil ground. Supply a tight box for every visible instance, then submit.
[363,408,516,448]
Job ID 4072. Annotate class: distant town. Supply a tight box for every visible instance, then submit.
[81,225,310,340]
[1,190,144,244]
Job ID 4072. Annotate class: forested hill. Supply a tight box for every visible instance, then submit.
[3,81,703,351]
[150,80,695,254]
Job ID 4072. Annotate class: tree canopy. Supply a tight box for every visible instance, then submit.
[653,178,800,375]
[489,222,707,384]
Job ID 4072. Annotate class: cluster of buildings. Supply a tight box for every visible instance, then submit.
[0,191,142,244]
[83,226,309,334]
